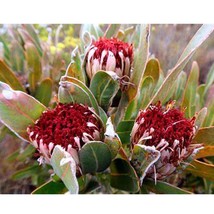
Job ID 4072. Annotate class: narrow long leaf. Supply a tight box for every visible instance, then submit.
[0,36,10,62]
[193,126,214,146]
[147,24,214,107]
[35,78,53,107]
[128,24,150,100]
[12,165,39,180]
[114,25,150,125]
[10,40,25,73]
[195,146,214,159]
[203,99,214,127]
[124,76,154,120]
[22,24,43,56]
[0,59,25,91]
[197,84,206,110]
[16,144,36,161]
[186,160,214,182]
[25,42,42,93]
[81,24,103,40]
[143,58,160,84]
[204,63,214,96]
[65,47,86,84]
[195,107,207,129]
[104,24,121,38]
[32,180,67,194]
[181,61,199,118]
[172,71,187,101]
[143,179,191,194]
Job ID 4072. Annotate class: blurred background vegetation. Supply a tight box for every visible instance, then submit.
[0,24,213,193]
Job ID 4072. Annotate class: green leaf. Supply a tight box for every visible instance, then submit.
[79,177,100,194]
[25,42,42,93]
[172,71,187,101]
[65,47,86,84]
[124,76,154,120]
[51,145,79,194]
[10,40,25,73]
[116,120,134,144]
[0,81,46,141]
[181,61,199,118]
[193,126,214,146]
[90,71,120,111]
[12,164,39,180]
[148,24,214,107]
[58,80,90,104]
[22,24,43,56]
[81,24,103,39]
[195,146,214,159]
[204,63,214,96]
[77,175,88,193]
[16,144,36,161]
[0,59,26,91]
[6,150,20,162]
[203,179,214,194]
[131,144,160,183]
[50,53,65,81]
[98,106,108,126]
[186,160,214,182]
[35,78,53,107]
[59,76,100,115]
[197,84,206,109]
[32,180,67,194]
[104,118,122,159]
[177,25,214,64]
[0,125,14,142]
[143,179,191,194]
[162,81,177,104]
[128,24,150,100]
[195,107,207,130]
[81,31,92,47]
[104,24,121,38]
[117,26,135,42]
[0,36,10,62]
[203,99,214,127]
[110,158,140,193]
[79,141,112,174]
[143,58,160,85]
[114,92,129,128]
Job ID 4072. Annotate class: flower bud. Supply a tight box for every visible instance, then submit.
[131,102,202,180]
[27,103,102,165]
[84,37,133,80]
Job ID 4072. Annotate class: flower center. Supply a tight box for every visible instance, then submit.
[27,103,101,152]
[92,37,133,69]
[132,102,196,163]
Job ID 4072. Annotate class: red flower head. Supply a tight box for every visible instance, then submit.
[85,37,133,80]
[131,102,202,180]
[27,103,102,164]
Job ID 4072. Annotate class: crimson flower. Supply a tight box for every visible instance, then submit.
[85,37,133,81]
[27,103,102,164]
[131,102,202,180]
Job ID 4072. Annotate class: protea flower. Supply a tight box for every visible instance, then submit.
[84,37,133,82]
[27,103,102,165]
[131,101,203,180]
